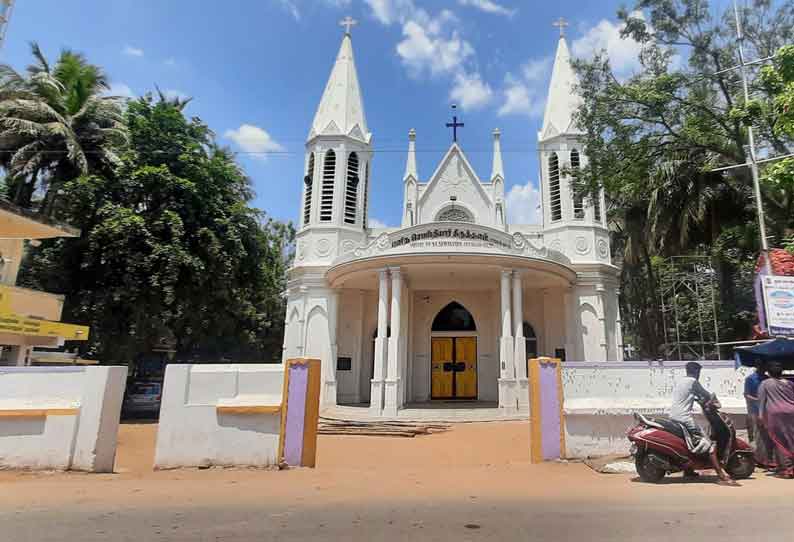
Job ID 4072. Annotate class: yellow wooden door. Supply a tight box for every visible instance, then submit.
[455,337,477,399]
[431,338,454,399]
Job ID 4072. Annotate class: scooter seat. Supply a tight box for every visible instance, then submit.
[635,413,686,439]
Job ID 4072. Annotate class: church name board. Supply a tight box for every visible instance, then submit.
[389,226,512,251]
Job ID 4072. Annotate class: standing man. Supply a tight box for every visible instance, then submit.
[744,364,766,442]
[758,361,794,479]
[670,362,736,485]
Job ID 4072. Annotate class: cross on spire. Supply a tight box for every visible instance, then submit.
[340,16,358,35]
[553,16,568,38]
[446,104,464,143]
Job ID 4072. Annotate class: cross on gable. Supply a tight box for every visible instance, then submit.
[340,16,358,35]
[446,105,464,143]
[553,17,569,38]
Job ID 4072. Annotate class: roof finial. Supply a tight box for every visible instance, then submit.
[552,17,568,38]
[340,16,358,35]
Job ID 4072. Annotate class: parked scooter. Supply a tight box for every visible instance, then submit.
[627,396,755,483]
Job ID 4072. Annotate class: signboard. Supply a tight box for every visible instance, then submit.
[762,275,794,337]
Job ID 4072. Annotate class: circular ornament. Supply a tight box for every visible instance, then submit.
[575,237,590,255]
[597,239,609,259]
[316,238,332,257]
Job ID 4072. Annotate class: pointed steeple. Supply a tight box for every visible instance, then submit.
[539,35,583,141]
[404,129,417,181]
[308,30,370,143]
[490,128,504,181]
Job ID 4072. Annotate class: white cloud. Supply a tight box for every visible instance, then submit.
[364,0,417,25]
[506,181,542,224]
[396,13,474,77]
[368,218,388,228]
[450,71,493,110]
[164,57,177,67]
[277,0,300,20]
[224,124,285,159]
[572,13,644,77]
[497,56,551,117]
[122,45,144,57]
[457,0,516,17]
[323,0,352,6]
[105,83,135,99]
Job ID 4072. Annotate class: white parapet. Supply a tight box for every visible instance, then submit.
[154,363,284,469]
[0,365,127,472]
[561,361,750,459]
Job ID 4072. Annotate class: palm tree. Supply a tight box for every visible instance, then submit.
[0,42,127,213]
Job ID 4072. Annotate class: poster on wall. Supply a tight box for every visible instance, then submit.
[762,275,794,337]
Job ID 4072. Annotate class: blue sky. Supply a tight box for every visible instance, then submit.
[0,0,734,227]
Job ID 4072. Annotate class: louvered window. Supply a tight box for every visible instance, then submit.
[594,189,602,223]
[303,153,315,226]
[549,153,562,222]
[320,150,336,222]
[571,150,584,219]
[344,152,359,225]
[362,162,370,229]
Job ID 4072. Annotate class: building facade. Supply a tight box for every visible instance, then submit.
[281,27,623,416]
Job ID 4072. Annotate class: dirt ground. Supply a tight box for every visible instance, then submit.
[2,421,793,541]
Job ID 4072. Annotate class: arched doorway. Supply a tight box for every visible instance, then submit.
[524,322,538,376]
[430,302,477,400]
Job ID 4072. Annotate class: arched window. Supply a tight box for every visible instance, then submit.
[344,152,359,225]
[571,150,584,219]
[303,153,315,226]
[320,150,336,222]
[436,206,474,223]
[549,153,562,221]
[594,188,602,224]
[362,162,370,230]
[432,302,477,332]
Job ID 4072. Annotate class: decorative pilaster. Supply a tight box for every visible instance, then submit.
[384,267,403,417]
[370,269,389,414]
[498,269,516,413]
[512,272,529,414]
[322,290,340,406]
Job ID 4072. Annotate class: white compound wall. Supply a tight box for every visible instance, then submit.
[0,366,127,471]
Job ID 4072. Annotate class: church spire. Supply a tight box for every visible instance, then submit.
[539,30,583,141]
[490,128,504,181]
[308,23,370,143]
[404,129,417,181]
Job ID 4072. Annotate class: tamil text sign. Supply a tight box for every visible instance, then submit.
[762,275,794,336]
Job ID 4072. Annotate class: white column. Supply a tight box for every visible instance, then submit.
[615,290,625,361]
[512,272,526,379]
[597,285,609,361]
[384,267,403,417]
[322,290,340,406]
[563,288,575,361]
[369,269,389,414]
[498,269,516,413]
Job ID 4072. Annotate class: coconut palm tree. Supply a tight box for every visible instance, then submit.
[0,42,127,213]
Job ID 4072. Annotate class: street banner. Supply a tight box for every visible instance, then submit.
[762,275,794,337]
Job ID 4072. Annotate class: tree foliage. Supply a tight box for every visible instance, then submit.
[19,96,294,363]
[573,0,794,357]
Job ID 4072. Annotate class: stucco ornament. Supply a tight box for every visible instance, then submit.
[376,233,390,251]
[597,239,609,259]
[340,239,356,254]
[315,238,332,257]
[575,236,590,255]
[512,232,526,250]
[296,240,307,261]
[436,207,474,223]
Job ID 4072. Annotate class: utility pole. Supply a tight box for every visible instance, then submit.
[0,0,15,52]
[732,0,771,272]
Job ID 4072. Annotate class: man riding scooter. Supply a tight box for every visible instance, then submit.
[670,362,736,485]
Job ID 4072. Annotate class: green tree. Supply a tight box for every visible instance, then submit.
[573,0,794,356]
[20,96,294,363]
[0,42,127,212]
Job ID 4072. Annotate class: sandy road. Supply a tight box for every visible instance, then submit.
[1,421,792,541]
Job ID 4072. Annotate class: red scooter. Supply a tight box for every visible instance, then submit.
[627,397,755,483]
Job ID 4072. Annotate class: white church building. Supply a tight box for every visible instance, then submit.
[281,24,623,417]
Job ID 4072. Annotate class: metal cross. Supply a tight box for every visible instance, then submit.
[340,16,358,35]
[446,105,464,143]
[553,17,569,38]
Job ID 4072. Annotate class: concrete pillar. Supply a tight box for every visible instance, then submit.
[384,267,403,417]
[370,269,389,415]
[498,269,516,413]
[322,290,340,406]
[563,288,575,362]
[512,272,529,414]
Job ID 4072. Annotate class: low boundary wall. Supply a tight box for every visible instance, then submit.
[0,366,127,471]
[561,361,750,458]
[154,363,285,469]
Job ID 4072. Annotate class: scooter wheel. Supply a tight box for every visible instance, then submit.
[635,453,666,483]
[726,454,755,480]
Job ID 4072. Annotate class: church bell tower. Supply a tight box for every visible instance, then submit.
[297,17,372,266]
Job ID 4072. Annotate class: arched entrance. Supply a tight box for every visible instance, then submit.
[430,302,477,400]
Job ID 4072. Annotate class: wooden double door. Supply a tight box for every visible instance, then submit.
[431,337,477,400]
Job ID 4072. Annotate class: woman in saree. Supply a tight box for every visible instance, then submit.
[758,361,794,478]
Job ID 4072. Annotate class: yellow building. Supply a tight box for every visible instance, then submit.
[0,199,89,365]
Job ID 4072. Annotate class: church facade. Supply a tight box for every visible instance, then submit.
[281,26,623,416]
